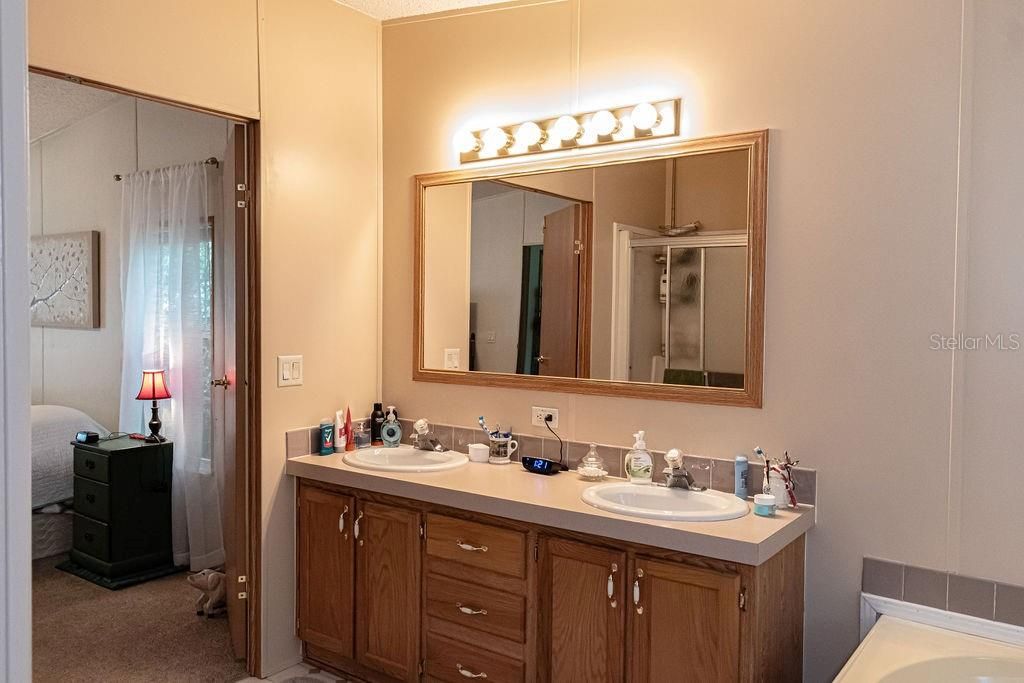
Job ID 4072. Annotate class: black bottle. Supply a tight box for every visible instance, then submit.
[370,402,386,444]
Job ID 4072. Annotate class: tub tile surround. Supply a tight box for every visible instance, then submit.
[287,418,817,504]
[863,558,1024,627]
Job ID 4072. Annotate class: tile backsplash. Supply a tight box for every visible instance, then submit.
[286,417,817,505]
[862,557,1024,627]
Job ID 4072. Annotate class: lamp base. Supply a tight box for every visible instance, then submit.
[146,401,166,443]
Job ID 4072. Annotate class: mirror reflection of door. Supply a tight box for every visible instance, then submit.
[537,204,582,377]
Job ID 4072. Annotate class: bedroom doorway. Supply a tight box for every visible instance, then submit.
[27,69,260,681]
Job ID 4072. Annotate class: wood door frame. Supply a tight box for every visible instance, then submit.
[413,129,767,407]
[27,66,264,676]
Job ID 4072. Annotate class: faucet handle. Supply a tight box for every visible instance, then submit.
[664,448,684,470]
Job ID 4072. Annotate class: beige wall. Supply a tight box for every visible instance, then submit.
[28,0,259,118]
[29,93,229,431]
[382,1,967,679]
[423,183,472,369]
[674,149,748,230]
[955,0,1024,585]
[257,0,380,673]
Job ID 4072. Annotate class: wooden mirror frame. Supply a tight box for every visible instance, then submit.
[413,129,767,407]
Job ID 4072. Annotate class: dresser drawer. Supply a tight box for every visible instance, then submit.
[424,631,524,683]
[426,573,526,643]
[73,477,110,522]
[426,514,526,579]
[73,514,110,561]
[73,448,109,483]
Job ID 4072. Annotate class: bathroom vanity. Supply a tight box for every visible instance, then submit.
[288,455,812,682]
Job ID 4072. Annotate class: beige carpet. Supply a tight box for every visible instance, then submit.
[33,555,249,683]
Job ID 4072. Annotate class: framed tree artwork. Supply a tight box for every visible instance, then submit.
[30,230,100,329]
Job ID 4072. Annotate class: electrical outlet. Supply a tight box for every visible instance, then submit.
[277,355,303,387]
[444,348,461,370]
[486,331,497,344]
[531,406,559,428]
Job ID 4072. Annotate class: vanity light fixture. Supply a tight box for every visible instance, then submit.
[455,98,680,163]
[482,126,513,152]
[552,115,582,142]
[590,109,621,137]
[515,121,546,147]
[454,129,482,154]
[630,102,661,131]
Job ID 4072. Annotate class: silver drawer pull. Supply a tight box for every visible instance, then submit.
[634,567,645,615]
[456,602,488,616]
[354,510,364,541]
[456,663,487,679]
[338,505,349,536]
[455,539,488,553]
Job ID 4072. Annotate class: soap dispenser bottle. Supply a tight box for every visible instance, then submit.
[624,431,654,484]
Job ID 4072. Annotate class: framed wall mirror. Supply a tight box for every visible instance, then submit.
[414,129,767,406]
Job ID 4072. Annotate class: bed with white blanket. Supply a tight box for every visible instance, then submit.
[31,404,109,559]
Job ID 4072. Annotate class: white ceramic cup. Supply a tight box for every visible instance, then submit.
[467,443,490,463]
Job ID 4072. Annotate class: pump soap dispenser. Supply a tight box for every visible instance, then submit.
[624,431,654,484]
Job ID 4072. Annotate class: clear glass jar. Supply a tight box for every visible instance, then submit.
[577,443,607,480]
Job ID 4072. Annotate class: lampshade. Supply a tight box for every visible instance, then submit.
[136,369,171,401]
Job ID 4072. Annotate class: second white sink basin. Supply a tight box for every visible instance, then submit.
[582,482,749,521]
[343,444,468,473]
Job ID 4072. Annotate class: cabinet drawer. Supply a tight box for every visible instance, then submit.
[73,477,110,522]
[426,514,526,579]
[73,449,109,483]
[73,514,110,560]
[424,631,524,683]
[426,573,526,643]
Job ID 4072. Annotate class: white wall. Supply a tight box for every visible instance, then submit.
[29,92,229,431]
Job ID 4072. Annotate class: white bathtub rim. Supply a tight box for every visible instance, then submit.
[859,592,1024,648]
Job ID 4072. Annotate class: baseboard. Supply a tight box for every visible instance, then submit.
[861,592,1024,647]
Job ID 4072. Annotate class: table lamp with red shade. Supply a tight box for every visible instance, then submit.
[136,369,171,443]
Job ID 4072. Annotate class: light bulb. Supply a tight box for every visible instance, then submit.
[590,110,620,137]
[482,126,512,151]
[515,121,546,147]
[630,102,660,131]
[552,115,582,141]
[454,130,481,154]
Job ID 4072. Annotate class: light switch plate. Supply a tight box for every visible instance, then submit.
[278,355,303,386]
[444,348,461,370]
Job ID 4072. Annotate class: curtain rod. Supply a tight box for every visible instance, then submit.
[114,156,219,182]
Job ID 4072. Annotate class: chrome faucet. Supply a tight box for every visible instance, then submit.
[662,449,706,491]
[412,418,447,452]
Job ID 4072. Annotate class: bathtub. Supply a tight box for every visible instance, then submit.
[835,615,1024,682]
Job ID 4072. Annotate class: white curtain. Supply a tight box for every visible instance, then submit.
[118,161,224,571]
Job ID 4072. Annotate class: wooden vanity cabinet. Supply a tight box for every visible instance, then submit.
[629,557,741,683]
[296,484,355,657]
[538,537,626,682]
[296,478,805,683]
[297,481,422,683]
[355,501,422,681]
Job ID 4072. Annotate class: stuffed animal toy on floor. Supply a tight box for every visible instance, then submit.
[187,568,227,618]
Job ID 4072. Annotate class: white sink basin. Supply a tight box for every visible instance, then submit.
[343,444,468,473]
[582,482,749,521]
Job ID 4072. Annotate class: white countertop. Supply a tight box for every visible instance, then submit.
[286,454,814,566]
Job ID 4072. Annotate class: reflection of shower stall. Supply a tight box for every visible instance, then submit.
[611,223,747,384]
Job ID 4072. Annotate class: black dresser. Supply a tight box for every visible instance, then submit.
[63,436,177,588]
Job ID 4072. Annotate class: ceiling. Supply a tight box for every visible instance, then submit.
[28,73,124,142]
[337,0,510,20]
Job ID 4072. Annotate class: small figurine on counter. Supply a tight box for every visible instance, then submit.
[753,446,799,508]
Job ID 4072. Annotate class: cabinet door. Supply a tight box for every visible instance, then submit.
[355,501,421,682]
[297,484,355,657]
[539,537,626,682]
[629,558,741,683]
